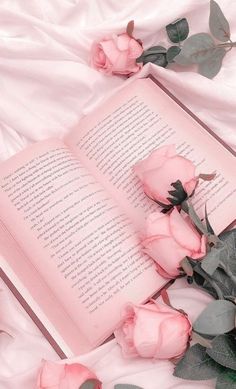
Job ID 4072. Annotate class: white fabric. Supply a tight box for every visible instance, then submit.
[0,0,236,388]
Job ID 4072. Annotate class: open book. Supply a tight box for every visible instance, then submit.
[0,76,235,358]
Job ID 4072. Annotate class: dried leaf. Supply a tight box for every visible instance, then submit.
[126,20,134,37]
[199,172,216,181]
[181,33,216,64]
[209,0,230,42]
[166,18,189,43]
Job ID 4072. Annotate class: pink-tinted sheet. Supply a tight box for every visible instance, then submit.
[0,0,236,388]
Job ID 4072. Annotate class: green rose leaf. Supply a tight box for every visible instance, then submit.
[180,33,216,64]
[174,343,222,380]
[80,379,99,389]
[166,18,189,43]
[209,0,230,42]
[114,385,144,389]
[207,335,236,371]
[198,48,226,79]
[193,300,236,336]
[216,369,236,389]
[166,46,181,63]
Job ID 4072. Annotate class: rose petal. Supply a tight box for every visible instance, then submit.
[169,208,202,253]
[145,212,170,237]
[143,236,190,277]
[133,145,176,181]
[117,33,131,51]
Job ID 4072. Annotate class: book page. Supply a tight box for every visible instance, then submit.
[67,78,236,234]
[0,138,163,351]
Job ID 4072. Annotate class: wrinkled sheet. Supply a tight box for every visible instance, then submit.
[0,0,236,388]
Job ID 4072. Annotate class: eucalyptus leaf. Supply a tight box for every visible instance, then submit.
[209,0,230,42]
[174,52,193,65]
[136,46,168,67]
[80,379,99,389]
[199,48,226,79]
[136,46,166,63]
[218,229,236,276]
[174,343,222,380]
[216,369,236,389]
[166,18,189,43]
[114,385,144,389]
[166,46,181,63]
[203,267,236,300]
[144,45,167,54]
[193,300,236,336]
[205,204,215,235]
[207,335,236,371]
[181,33,216,64]
[201,242,225,276]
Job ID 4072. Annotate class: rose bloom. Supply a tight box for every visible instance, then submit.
[133,145,198,205]
[90,32,143,76]
[37,360,101,389]
[142,208,206,278]
[115,301,192,359]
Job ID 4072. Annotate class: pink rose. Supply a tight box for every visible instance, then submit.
[90,32,143,76]
[133,145,198,205]
[115,301,191,359]
[142,208,206,278]
[37,360,101,389]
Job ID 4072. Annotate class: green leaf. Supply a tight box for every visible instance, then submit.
[80,379,99,389]
[216,369,236,389]
[207,335,236,371]
[166,18,189,43]
[114,385,144,389]
[198,48,226,79]
[205,204,215,235]
[166,46,181,63]
[209,0,231,42]
[218,229,236,276]
[136,46,168,67]
[201,242,225,276]
[174,343,222,380]
[193,300,236,336]
[174,52,193,65]
[181,33,216,64]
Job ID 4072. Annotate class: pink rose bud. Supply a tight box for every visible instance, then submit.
[37,360,101,389]
[133,145,198,205]
[142,208,206,278]
[115,301,192,359]
[90,31,143,76]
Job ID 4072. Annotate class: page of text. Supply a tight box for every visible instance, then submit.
[67,78,236,234]
[0,139,163,347]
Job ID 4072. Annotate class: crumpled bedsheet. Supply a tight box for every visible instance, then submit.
[0,0,236,388]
